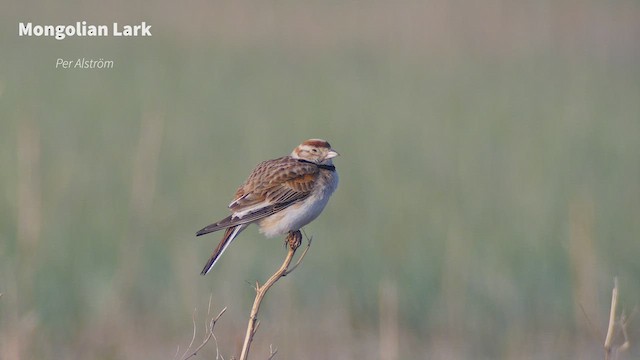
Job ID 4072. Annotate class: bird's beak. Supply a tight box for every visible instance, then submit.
[326,149,340,159]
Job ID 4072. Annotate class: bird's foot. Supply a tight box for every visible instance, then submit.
[286,230,302,251]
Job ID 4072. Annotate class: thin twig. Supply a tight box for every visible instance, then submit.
[238,230,308,360]
[267,344,278,360]
[602,278,634,360]
[604,278,619,360]
[284,236,312,276]
[179,307,228,360]
[619,311,630,352]
[179,309,198,359]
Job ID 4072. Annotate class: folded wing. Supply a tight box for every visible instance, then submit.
[196,157,321,236]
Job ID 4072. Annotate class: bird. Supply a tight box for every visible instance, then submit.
[196,139,339,275]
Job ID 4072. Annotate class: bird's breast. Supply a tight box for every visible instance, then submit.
[258,170,338,237]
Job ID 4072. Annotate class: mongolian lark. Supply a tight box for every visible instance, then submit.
[196,139,339,275]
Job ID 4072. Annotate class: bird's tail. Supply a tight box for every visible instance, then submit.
[196,215,234,237]
[200,224,247,275]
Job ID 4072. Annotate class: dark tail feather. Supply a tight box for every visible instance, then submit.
[196,215,234,236]
[200,224,246,275]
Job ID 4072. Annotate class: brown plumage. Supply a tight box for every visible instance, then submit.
[196,139,339,275]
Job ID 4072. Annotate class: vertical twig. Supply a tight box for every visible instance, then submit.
[604,277,619,360]
[267,344,278,360]
[178,307,227,360]
[603,278,633,360]
[239,230,310,360]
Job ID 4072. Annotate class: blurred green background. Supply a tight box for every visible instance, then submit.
[2,1,639,359]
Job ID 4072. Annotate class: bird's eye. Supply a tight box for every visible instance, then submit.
[311,148,318,153]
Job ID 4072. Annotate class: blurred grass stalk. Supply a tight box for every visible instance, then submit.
[4,118,42,360]
[114,113,164,294]
[91,113,165,356]
[569,196,601,342]
[379,278,399,360]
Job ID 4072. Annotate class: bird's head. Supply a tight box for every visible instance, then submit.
[291,139,339,165]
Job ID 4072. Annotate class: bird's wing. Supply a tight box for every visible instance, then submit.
[196,157,321,236]
[230,156,320,215]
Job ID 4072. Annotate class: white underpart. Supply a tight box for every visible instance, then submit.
[258,171,339,238]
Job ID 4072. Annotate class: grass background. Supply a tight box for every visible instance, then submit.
[1,0,640,359]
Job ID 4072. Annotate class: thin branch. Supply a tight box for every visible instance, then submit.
[603,278,634,360]
[618,305,636,353]
[619,310,630,352]
[267,344,278,360]
[239,230,308,360]
[179,307,227,360]
[284,236,312,276]
[181,309,198,359]
[604,278,619,360]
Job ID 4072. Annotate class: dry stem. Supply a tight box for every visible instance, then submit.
[239,230,310,360]
[604,277,633,360]
[177,303,227,360]
[604,278,619,359]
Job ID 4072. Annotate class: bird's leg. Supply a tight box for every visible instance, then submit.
[287,230,302,251]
